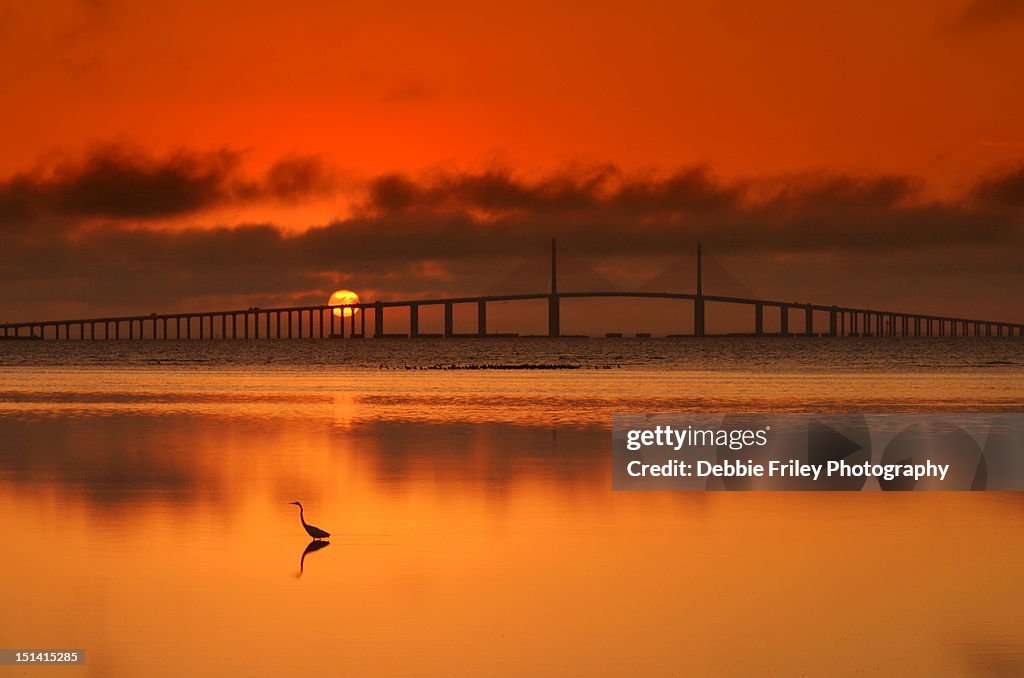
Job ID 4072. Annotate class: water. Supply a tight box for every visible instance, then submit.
[1,339,1023,676]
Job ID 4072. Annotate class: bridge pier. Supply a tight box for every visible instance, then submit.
[408,304,419,338]
[548,295,560,337]
[5,292,1022,343]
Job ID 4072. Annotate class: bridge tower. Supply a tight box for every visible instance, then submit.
[694,243,705,337]
[548,238,560,337]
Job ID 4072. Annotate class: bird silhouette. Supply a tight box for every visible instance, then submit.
[290,501,331,540]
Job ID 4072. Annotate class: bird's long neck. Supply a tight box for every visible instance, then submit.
[298,506,309,528]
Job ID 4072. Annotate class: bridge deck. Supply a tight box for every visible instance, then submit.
[2,291,1022,339]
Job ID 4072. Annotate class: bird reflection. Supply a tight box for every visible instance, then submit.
[297,539,330,578]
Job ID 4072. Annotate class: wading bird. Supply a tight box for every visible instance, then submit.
[290,501,331,540]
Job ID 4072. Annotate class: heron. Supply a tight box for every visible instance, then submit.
[289,501,331,540]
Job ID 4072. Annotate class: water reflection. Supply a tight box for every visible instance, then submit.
[1,357,1023,676]
[297,539,330,578]
[0,413,608,513]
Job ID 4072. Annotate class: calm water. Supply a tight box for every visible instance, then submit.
[2,339,1023,676]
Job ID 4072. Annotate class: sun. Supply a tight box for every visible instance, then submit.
[328,289,361,317]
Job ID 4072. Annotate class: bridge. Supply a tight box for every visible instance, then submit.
[2,241,1022,340]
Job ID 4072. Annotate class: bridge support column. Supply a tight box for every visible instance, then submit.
[374,302,384,338]
[754,303,764,336]
[478,301,487,337]
[548,295,560,337]
[444,302,454,338]
[410,304,420,338]
[805,305,814,336]
[694,296,705,337]
[359,307,365,338]
[780,305,789,336]
[829,307,838,337]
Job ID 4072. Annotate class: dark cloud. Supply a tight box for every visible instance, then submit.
[366,165,736,215]
[240,155,336,202]
[953,0,1024,29]
[0,145,335,229]
[756,173,920,210]
[972,162,1024,206]
[1,159,1023,320]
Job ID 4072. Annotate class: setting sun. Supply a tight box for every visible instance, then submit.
[328,289,360,317]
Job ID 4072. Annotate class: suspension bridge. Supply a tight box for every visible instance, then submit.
[1,241,1021,340]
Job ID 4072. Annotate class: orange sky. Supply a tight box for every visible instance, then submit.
[4,0,1023,191]
[2,0,1024,322]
